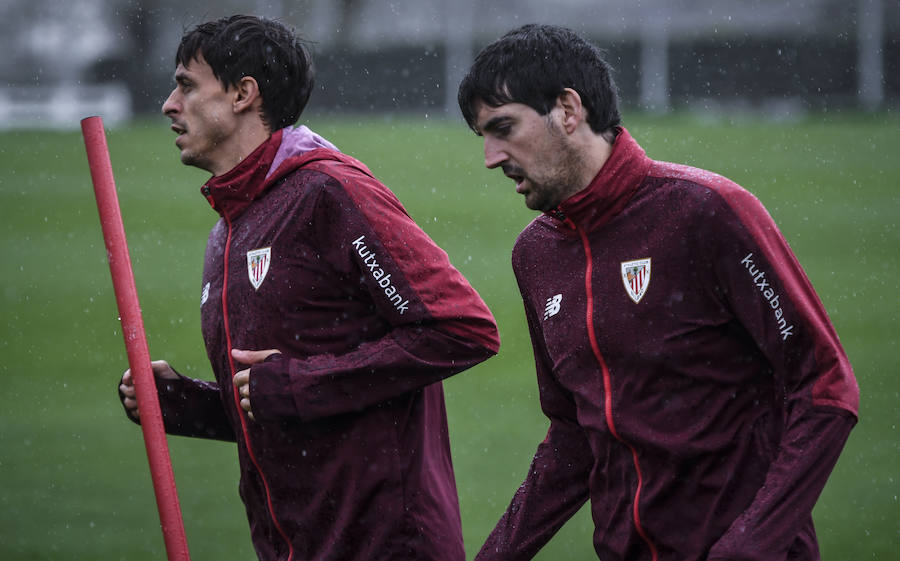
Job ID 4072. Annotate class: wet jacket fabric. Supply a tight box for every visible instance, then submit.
[475,128,858,561]
[138,126,500,561]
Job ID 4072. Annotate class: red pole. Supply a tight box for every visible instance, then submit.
[81,116,191,561]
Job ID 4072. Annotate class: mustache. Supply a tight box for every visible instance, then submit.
[501,164,525,178]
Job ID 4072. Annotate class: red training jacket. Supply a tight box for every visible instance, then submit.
[136,126,499,561]
[476,128,858,561]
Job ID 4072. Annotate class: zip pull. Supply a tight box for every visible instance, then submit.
[201,184,217,210]
[548,208,576,230]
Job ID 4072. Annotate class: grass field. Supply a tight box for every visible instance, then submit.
[1,110,897,560]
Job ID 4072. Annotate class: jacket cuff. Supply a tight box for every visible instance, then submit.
[249,354,298,421]
[116,372,187,426]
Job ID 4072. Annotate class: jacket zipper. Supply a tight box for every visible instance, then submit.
[569,218,659,561]
[222,215,295,561]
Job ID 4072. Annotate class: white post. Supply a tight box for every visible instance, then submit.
[640,16,670,113]
[444,0,474,117]
[857,0,884,110]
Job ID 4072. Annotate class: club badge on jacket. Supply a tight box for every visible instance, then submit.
[621,258,651,303]
[247,247,272,290]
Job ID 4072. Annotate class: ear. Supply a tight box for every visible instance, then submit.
[556,88,585,134]
[232,76,262,115]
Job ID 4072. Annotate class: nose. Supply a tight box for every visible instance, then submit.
[483,137,507,169]
[161,88,179,117]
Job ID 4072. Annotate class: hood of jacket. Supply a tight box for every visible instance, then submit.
[201,125,368,221]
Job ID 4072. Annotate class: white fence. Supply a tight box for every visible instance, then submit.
[0,84,132,130]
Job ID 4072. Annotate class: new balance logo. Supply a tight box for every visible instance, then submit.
[544,294,562,319]
[352,235,409,315]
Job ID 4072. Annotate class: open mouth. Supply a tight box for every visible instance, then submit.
[170,124,186,146]
[502,167,526,192]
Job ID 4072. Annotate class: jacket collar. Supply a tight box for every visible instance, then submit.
[550,127,652,231]
[201,126,339,221]
[202,128,284,220]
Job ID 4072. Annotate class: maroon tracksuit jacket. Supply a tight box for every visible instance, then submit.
[134,127,499,561]
[476,129,858,561]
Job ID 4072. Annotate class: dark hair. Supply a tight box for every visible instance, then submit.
[458,24,621,134]
[176,15,314,130]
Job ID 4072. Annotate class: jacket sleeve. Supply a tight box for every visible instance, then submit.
[475,280,591,561]
[702,184,859,560]
[249,165,500,422]
[119,370,236,442]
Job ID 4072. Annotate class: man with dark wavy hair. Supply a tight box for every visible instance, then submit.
[459,23,858,561]
[117,15,500,561]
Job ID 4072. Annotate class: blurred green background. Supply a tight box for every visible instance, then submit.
[1,111,897,560]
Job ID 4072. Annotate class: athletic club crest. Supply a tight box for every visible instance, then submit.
[247,247,271,290]
[621,258,651,303]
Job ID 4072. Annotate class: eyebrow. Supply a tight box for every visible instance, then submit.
[173,69,192,85]
[477,115,512,136]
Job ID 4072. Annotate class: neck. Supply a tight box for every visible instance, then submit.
[585,135,612,186]
[210,122,272,177]
[573,129,614,193]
